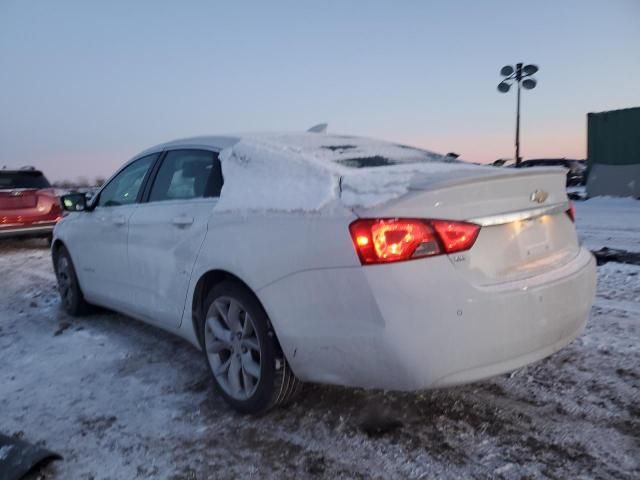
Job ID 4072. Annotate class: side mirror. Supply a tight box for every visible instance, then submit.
[60,193,87,212]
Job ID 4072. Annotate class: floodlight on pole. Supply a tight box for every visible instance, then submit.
[497,63,539,166]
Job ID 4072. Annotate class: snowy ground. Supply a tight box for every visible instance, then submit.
[575,196,640,252]
[1,198,638,480]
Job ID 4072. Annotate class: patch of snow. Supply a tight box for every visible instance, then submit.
[575,196,640,251]
[216,137,340,212]
[0,445,13,461]
[566,185,586,195]
[596,262,640,305]
[215,133,482,211]
[581,196,639,207]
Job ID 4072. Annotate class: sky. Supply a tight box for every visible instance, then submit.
[1,0,639,181]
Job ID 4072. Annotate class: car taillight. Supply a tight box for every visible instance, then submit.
[349,218,480,265]
[566,201,576,222]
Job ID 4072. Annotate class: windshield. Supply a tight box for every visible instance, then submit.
[0,171,51,189]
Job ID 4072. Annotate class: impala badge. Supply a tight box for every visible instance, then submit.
[530,190,548,203]
[10,190,22,196]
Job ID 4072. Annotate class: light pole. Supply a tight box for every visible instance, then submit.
[497,63,538,166]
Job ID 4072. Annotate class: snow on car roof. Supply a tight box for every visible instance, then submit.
[238,133,451,168]
[211,132,483,212]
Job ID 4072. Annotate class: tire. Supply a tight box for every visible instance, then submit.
[199,281,302,414]
[54,246,91,316]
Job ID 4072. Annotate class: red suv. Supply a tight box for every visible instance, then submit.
[0,168,63,240]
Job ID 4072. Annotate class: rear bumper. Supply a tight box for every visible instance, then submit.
[259,247,596,390]
[0,222,56,239]
[367,247,596,390]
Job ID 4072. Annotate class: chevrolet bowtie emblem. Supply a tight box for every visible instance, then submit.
[530,190,548,203]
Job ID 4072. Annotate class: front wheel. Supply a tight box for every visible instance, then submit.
[55,246,91,316]
[200,281,302,414]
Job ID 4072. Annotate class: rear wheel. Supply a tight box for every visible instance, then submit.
[200,281,302,414]
[55,246,90,316]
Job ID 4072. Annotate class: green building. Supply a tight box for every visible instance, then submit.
[587,106,640,198]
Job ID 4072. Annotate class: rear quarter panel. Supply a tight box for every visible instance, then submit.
[178,208,360,345]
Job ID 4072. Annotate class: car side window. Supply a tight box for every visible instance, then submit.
[97,154,157,207]
[148,149,223,202]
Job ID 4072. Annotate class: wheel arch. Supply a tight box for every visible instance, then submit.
[191,269,283,353]
[51,238,66,272]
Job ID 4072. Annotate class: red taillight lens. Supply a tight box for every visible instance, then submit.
[349,218,480,265]
[566,201,576,222]
[431,220,481,254]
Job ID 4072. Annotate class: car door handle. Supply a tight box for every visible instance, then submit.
[112,215,126,226]
[171,215,194,227]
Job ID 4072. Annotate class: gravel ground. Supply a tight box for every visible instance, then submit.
[1,200,639,479]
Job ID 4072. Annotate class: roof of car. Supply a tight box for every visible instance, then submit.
[138,135,241,156]
[0,168,44,174]
[138,132,451,166]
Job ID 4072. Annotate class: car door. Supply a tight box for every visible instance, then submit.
[69,154,158,310]
[127,148,223,327]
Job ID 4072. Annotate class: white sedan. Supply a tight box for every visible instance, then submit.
[52,131,596,413]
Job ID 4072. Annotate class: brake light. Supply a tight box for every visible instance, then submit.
[349,218,480,265]
[566,201,576,222]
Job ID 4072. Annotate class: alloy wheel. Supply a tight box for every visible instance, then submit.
[204,296,262,400]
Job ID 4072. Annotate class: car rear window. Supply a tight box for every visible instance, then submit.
[0,171,51,189]
[329,145,458,169]
[335,156,398,168]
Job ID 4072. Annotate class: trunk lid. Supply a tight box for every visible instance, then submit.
[349,167,578,286]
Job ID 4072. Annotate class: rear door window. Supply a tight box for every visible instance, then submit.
[148,150,223,202]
